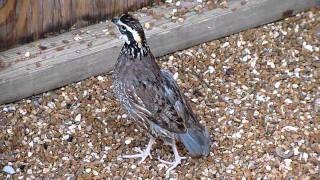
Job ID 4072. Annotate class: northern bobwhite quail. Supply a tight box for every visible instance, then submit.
[111,14,210,174]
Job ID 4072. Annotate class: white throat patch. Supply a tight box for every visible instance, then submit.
[120,35,130,44]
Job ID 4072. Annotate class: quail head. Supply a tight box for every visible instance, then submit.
[111,14,210,174]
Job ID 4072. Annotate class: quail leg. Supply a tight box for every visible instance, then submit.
[158,143,186,174]
[121,136,156,164]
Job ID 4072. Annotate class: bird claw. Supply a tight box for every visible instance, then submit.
[158,155,186,175]
[158,156,186,165]
[121,150,152,165]
[120,137,155,165]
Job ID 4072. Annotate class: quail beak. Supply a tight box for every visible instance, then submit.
[111,18,119,25]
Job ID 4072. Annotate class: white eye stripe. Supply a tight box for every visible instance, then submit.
[118,20,141,44]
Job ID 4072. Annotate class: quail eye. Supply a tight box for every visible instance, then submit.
[119,25,126,31]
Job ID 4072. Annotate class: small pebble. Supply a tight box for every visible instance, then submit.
[24,52,30,58]
[266,165,271,171]
[282,126,298,132]
[3,166,15,175]
[74,34,82,41]
[85,168,91,173]
[125,138,132,145]
[97,76,104,81]
[75,114,81,122]
[274,81,281,88]
[144,22,152,30]
[173,72,179,80]
[92,170,99,176]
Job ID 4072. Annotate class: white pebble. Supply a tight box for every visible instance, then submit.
[125,138,132,145]
[293,147,300,155]
[282,126,298,132]
[227,108,235,115]
[97,76,104,81]
[234,99,242,105]
[284,98,293,104]
[85,168,91,173]
[232,130,243,139]
[28,141,34,147]
[68,125,77,133]
[237,40,244,47]
[75,114,82,122]
[144,22,151,29]
[28,152,33,157]
[3,105,16,112]
[19,109,27,115]
[83,90,88,97]
[191,98,198,102]
[122,114,128,119]
[252,69,259,75]
[243,48,251,55]
[273,31,279,39]
[292,84,298,89]
[173,72,179,80]
[302,42,313,52]
[25,52,30,58]
[93,170,99,176]
[242,55,251,62]
[74,34,82,41]
[208,66,215,73]
[222,42,230,48]
[262,40,268,45]
[266,165,271,171]
[267,61,275,68]
[172,8,177,14]
[284,159,292,170]
[294,25,299,33]
[43,168,50,173]
[274,81,281,88]
[256,94,266,102]
[280,30,287,36]
[175,1,181,6]
[3,165,15,175]
[63,134,70,140]
[47,102,56,109]
[301,152,308,162]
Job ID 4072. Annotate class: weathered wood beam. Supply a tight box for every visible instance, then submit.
[0,0,160,50]
[0,0,319,104]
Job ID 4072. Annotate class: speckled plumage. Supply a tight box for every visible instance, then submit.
[111,14,210,173]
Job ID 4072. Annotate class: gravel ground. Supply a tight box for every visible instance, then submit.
[1,8,319,179]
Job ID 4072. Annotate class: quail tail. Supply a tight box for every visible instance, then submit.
[178,127,210,156]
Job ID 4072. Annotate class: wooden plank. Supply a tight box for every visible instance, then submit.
[0,0,319,104]
[0,0,161,50]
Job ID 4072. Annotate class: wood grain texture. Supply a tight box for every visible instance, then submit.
[0,0,319,104]
[0,0,159,50]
